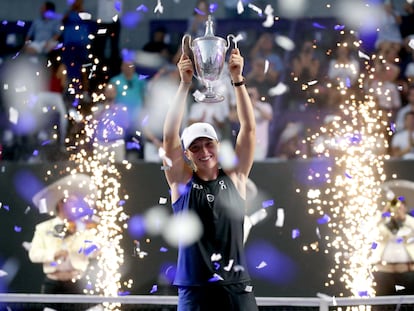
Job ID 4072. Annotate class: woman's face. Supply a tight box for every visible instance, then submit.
[186,137,219,169]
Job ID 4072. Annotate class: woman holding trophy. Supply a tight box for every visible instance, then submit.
[162,33,258,310]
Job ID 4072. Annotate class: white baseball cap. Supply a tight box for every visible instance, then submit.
[181,122,218,150]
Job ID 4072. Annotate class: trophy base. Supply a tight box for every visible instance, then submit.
[195,92,224,103]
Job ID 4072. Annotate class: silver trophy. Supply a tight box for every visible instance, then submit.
[182,15,237,103]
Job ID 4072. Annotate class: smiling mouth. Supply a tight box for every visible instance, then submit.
[200,155,212,161]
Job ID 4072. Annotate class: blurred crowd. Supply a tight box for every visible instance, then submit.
[2,0,414,163]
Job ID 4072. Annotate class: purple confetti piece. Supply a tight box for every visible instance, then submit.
[312,22,326,29]
[345,77,351,88]
[208,274,223,282]
[209,3,218,13]
[118,200,126,206]
[83,244,98,256]
[371,242,378,249]
[141,115,149,127]
[32,150,39,157]
[396,237,404,244]
[126,141,141,150]
[118,291,130,296]
[72,98,79,107]
[358,290,368,297]
[14,226,22,232]
[114,0,122,12]
[138,74,149,80]
[292,229,300,239]
[17,20,25,27]
[136,4,148,12]
[262,199,274,208]
[3,205,10,211]
[160,247,168,252]
[334,24,345,31]
[194,8,206,15]
[214,262,220,270]
[150,284,158,294]
[41,140,51,146]
[382,211,391,218]
[50,261,57,267]
[317,214,330,224]
[345,172,352,179]
[389,122,396,133]
[2,21,8,25]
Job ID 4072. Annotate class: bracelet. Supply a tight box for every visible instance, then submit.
[231,79,245,87]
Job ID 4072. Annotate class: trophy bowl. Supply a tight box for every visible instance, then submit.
[182,15,236,103]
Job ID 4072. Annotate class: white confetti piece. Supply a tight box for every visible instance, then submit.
[249,208,268,226]
[275,35,295,51]
[162,210,203,247]
[395,285,405,291]
[256,261,267,269]
[224,259,234,271]
[237,0,244,14]
[193,90,206,102]
[262,5,275,28]
[358,50,370,60]
[247,3,262,16]
[154,0,164,14]
[9,107,18,124]
[268,82,288,96]
[275,208,285,227]
[218,140,237,169]
[264,59,270,74]
[78,12,92,20]
[0,270,8,277]
[38,198,48,214]
[211,253,222,261]
[409,38,414,50]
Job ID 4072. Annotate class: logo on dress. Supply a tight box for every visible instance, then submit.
[206,194,215,202]
[193,183,203,189]
[219,180,227,190]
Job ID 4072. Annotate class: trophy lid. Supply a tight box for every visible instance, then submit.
[204,15,215,37]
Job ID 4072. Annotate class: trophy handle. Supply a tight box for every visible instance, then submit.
[226,34,238,50]
[181,34,192,55]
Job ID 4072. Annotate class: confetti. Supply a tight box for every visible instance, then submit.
[162,210,203,247]
[223,259,234,271]
[218,140,237,169]
[275,208,284,227]
[208,273,224,282]
[292,229,300,239]
[256,261,267,269]
[317,214,330,225]
[275,35,295,51]
[150,284,158,294]
[237,0,244,14]
[211,253,222,261]
[154,0,164,14]
[78,12,92,20]
[268,82,289,96]
[262,5,274,28]
[247,3,262,16]
[136,4,148,12]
